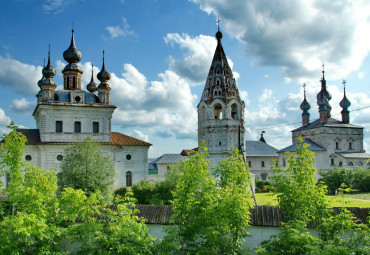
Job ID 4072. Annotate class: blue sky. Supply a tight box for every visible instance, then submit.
[1,0,370,157]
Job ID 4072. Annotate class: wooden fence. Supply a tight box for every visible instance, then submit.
[135,205,370,227]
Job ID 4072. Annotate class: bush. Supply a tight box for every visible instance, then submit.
[114,186,128,198]
[352,167,370,192]
[255,179,270,193]
[131,179,154,204]
[319,168,354,193]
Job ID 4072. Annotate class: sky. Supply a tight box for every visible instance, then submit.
[1,0,370,157]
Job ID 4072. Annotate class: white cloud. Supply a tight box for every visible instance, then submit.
[0,108,11,136]
[358,72,365,79]
[105,17,135,39]
[131,130,149,142]
[0,56,42,96]
[191,0,370,82]
[9,98,35,113]
[42,0,80,14]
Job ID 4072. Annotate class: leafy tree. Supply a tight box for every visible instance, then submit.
[159,147,253,254]
[0,124,155,254]
[256,138,370,255]
[319,168,354,194]
[131,179,154,204]
[58,137,115,202]
[352,167,370,192]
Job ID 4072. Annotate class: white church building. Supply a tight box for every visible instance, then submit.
[10,30,151,189]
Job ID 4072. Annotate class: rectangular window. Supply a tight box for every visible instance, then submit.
[74,121,81,133]
[261,161,265,167]
[93,122,99,134]
[148,169,158,175]
[56,121,63,133]
[349,142,353,150]
[248,161,252,168]
[336,142,340,150]
[331,159,335,166]
[283,159,286,167]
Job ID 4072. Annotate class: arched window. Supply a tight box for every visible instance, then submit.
[214,104,223,119]
[231,103,238,120]
[73,76,76,89]
[348,162,354,166]
[338,161,343,166]
[358,161,363,166]
[261,173,268,181]
[66,77,70,89]
[126,171,132,187]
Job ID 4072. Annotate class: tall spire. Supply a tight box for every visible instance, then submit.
[200,26,240,104]
[340,80,351,124]
[97,50,111,105]
[42,45,56,79]
[317,64,331,123]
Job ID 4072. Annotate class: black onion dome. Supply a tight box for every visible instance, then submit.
[87,65,98,93]
[317,92,329,109]
[215,30,223,40]
[42,48,56,78]
[340,84,351,110]
[300,98,311,111]
[63,30,82,64]
[97,51,111,83]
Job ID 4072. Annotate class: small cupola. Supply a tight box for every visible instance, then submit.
[300,83,310,126]
[97,51,111,105]
[340,80,351,124]
[87,65,98,93]
[38,46,57,102]
[62,29,83,90]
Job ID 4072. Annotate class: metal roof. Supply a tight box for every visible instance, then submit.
[278,139,326,153]
[153,154,187,164]
[245,141,278,157]
[293,118,363,132]
[337,152,370,159]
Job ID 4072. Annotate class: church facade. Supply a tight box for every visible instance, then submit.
[9,30,151,189]
[278,69,370,173]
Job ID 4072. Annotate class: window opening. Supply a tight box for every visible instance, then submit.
[126,171,132,187]
[73,76,76,89]
[261,161,265,167]
[56,121,63,133]
[74,121,81,133]
[93,122,99,134]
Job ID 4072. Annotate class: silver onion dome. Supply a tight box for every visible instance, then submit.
[340,80,351,111]
[63,29,82,64]
[97,51,111,89]
[300,84,310,112]
[87,65,98,93]
[42,47,56,78]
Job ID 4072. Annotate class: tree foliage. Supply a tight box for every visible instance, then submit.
[58,137,115,202]
[159,147,253,254]
[319,168,354,194]
[0,125,155,254]
[256,138,370,255]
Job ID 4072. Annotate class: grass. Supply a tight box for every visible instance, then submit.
[254,192,370,208]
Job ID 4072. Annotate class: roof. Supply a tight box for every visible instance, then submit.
[111,132,151,146]
[152,154,187,164]
[337,152,370,159]
[293,118,363,132]
[245,141,278,157]
[15,129,151,146]
[180,147,198,156]
[278,139,326,153]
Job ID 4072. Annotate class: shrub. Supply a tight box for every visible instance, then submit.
[352,167,370,192]
[114,186,128,198]
[131,179,154,204]
[319,168,354,193]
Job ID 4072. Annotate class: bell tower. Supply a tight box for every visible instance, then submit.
[197,28,246,163]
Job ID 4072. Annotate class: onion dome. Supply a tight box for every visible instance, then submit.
[63,29,82,64]
[340,80,351,111]
[87,65,98,93]
[215,30,223,41]
[42,46,56,78]
[300,84,311,113]
[317,65,332,101]
[317,92,329,111]
[97,51,111,89]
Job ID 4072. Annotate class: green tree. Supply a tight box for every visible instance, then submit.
[58,137,115,202]
[0,125,155,254]
[159,147,252,254]
[256,138,370,255]
[319,168,354,194]
[352,167,370,192]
